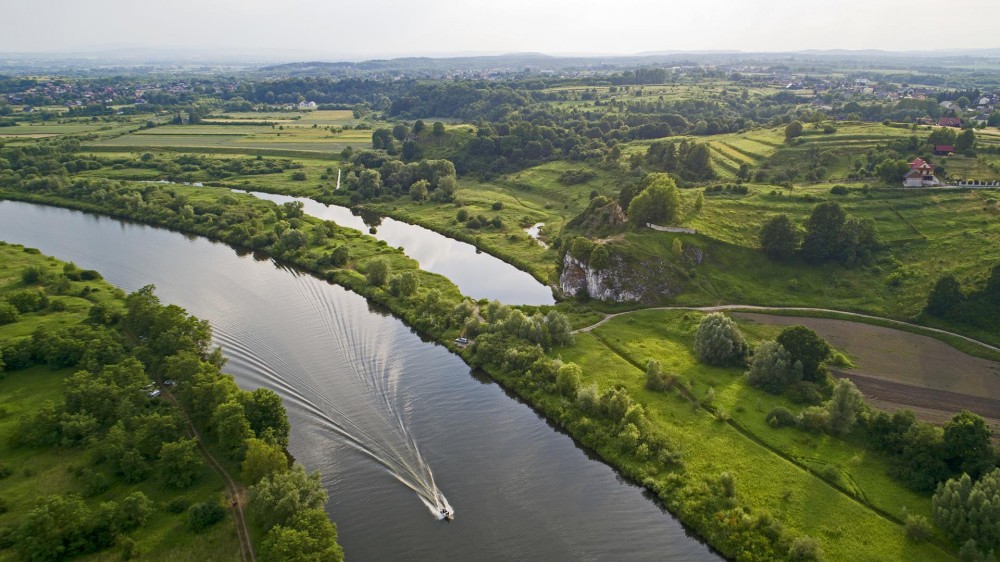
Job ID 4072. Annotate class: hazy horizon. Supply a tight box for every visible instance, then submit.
[3,0,998,60]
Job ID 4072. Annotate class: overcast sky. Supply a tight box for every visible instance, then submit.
[3,0,998,59]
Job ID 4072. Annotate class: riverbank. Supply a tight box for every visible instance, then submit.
[0,189,954,560]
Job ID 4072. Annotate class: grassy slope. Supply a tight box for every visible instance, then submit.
[0,243,240,562]
[558,310,952,561]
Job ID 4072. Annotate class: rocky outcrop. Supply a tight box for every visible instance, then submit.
[560,252,641,302]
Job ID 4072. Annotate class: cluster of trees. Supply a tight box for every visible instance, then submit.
[760,201,880,267]
[3,492,153,561]
[626,173,682,227]
[340,149,458,203]
[641,140,716,182]
[925,264,1000,331]
[249,466,344,561]
[934,468,1000,558]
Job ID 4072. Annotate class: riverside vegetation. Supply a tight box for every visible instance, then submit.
[0,243,342,561]
[3,55,1000,560]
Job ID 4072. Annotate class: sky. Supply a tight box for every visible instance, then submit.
[2,0,998,59]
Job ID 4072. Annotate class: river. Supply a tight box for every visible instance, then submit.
[239,190,555,306]
[0,200,717,562]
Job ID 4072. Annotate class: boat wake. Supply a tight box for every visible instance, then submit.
[213,267,451,519]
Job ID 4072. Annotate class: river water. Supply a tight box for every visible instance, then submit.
[0,200,717,562]
[240,190,555,306]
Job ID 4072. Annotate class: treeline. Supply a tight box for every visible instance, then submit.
[924,264,1000,331]
[760,201,880,268]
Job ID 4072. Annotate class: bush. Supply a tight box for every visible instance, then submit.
[491,201,503,210]
[746,340,802,394]
[645,359,674,391]
[766,407,797,428]
[798,406,830,433]
[788,536,824,561]
[694,313,749,366]
[905,514,933,543]
[364,259,389,287]
[456,209,469,222]
[830,185,849,195]
[787,381,825,405]
[165,497,190,514]
[187,502,225,532]
[290,171,307,181]
[0,302,19,325]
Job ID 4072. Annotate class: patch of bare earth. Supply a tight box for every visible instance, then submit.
[735,313,1000,426]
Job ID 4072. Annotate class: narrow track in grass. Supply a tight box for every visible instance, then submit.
[164,391,257,562]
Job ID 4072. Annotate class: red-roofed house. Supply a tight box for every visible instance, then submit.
[934,145,955,155]
[938,117,962,127]
[904,158,940,187]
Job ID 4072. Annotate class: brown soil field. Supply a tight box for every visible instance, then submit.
[735,313,1000,425]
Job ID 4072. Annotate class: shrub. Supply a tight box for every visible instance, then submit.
[555,363,582,397]
[798,406,830,433]
[905,514,933,543]
[694,313,749,366]
[491,201,503,210]
[290,171,307,181]
[364,259,389,287]
[645,359,674,391]
[0,303,19,325]
[830,185,849,195]
[456,209,469,222]
[788,536,824,561]
[766,407,797,428]
[787,381,825,405]
[187,502,225,532]
[746,340,802,394]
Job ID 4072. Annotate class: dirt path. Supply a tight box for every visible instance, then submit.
[573,304,1000,356]
[165,392,256,562]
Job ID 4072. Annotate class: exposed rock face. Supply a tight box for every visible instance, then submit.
[560,252,641,302]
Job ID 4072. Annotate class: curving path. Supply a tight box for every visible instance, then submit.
[165,392,256,562]
[574,304,1000,355]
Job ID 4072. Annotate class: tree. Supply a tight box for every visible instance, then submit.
[776,326,830,382]
[826,379,865,435]
[875,159,909,184]
[694,313,749,366]
[371,128,393,150]
[785,120,804,141]
[243,438,289,484]
[117,492,153,531]
[694,191,704,212]
[432,122,446,137]
[801,202,846,264]
[391,123,409,142]
[388,271,420,297]
[925,275,964,319]
[746,340,802,394]
[409,179,429,202]
[943,410,994,478]
[589,245,611,270]
[159,438,203,488]
[365,259,389,287]
[555,363,582,397]
[260,509,343,562]
[627,173,681,227]
[760,215,801,260]
[928,127,958,147]
[241,388,291,447]
[211,400,252,460]
[956,129,976,152]
[15,494,91,562]
[248,465,328,532]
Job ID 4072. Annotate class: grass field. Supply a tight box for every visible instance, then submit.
[555,309,953,561]
[0,243,241,562]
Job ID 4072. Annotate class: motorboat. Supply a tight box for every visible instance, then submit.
[440,508,453,521]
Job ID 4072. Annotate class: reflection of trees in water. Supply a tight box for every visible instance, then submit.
[353,208,383,228]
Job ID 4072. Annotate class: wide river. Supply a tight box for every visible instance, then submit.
[0,200,717,561]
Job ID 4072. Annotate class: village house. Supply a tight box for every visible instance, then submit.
[933,145,954,156]
[903,158,941,187]
[938,117,962,128]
